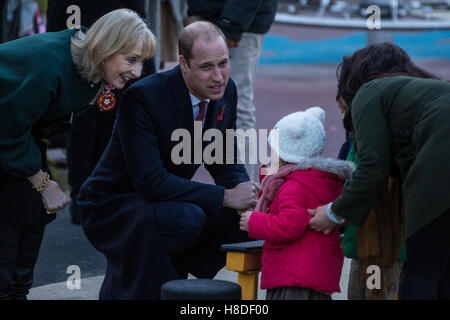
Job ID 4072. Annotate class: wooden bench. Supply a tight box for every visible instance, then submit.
[221,240,264,300]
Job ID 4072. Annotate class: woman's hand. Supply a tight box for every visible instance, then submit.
[40,180,69,214]
[308,204,336,235]
[239,211,253,232]
[28,170,69,213]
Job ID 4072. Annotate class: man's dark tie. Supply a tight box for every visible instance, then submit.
[196,101,208,121]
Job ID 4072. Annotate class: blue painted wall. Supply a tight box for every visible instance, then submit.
[260,30,450,64]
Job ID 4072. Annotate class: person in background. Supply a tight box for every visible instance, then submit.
[5,0,45,41]
[160,0,186,69]
[338,133,406,300]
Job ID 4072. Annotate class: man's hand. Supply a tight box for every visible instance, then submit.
[226,37,240,48]
[239,211,252,232]
[223,181,259,210]
[308,204,336,235]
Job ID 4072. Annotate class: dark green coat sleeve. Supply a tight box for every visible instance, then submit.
[332,87,392,226]
[0,64,53,178]
[1,29,99,178]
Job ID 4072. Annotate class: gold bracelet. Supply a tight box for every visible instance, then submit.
[32,172,50,192]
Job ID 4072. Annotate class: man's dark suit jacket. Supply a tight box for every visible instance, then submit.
[77,65,249,299]
[78,65,248,211]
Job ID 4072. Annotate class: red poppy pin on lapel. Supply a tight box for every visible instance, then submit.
[216,104,227,121]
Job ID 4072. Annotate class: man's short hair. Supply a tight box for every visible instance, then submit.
[178,21,226,65]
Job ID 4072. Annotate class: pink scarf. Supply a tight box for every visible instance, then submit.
[255,164,298,213]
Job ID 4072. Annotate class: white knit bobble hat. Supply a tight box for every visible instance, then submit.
[268,106,326,164]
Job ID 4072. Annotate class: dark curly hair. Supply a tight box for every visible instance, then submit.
[336,42,439,135]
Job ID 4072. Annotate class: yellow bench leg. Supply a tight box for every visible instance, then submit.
[237,271,259,300]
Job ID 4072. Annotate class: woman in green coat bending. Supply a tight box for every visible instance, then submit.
[0,9,156,300]
[309,43,450,300]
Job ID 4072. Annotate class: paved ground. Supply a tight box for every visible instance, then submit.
[29,22,450,300]
[28,259,351,300]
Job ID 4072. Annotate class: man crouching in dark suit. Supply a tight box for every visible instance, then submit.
[77,21,259,300]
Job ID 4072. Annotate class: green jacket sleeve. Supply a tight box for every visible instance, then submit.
[0,64,53,178]
[332,87,392,226]
[1,29,99,178]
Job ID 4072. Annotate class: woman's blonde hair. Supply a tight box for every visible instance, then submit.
[71,9,156,84]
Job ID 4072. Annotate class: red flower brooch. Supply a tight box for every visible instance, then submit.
[216,104,227,121]
[97,83,116,111]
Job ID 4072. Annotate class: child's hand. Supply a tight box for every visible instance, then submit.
[239,211,252,232]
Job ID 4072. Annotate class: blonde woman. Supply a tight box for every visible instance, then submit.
[0,9,156,300]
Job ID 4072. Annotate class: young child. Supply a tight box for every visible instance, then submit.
[239,107,355,300]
